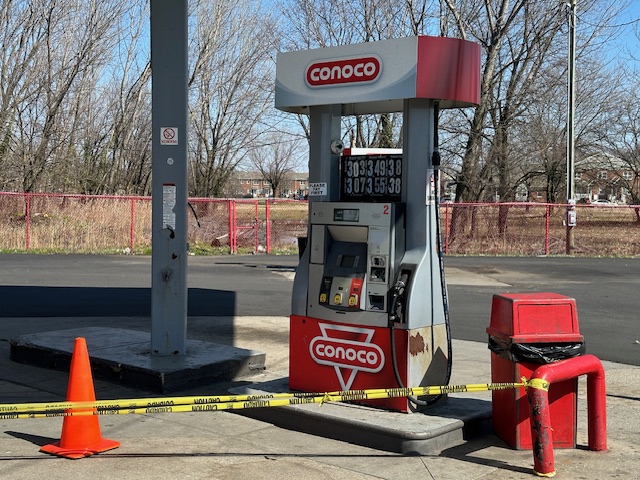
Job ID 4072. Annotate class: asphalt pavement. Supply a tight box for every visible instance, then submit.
[443,256,640,366]
[1,254,637,365]
[0,254,639,479]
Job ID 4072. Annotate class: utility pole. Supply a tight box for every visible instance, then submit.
[150,0,189,356]
[566,0,577,255]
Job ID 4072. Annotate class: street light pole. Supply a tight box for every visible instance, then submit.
[566,0,577,255]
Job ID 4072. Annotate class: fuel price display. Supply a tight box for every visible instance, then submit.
[340,154,403,202]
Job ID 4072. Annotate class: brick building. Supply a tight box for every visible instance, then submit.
[575,154,639,204]
[227,172,309,198]
[519,154,639,204]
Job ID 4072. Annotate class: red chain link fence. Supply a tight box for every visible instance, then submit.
[1,192,638,256]
[0,192,152,253]
[441,202,640,257]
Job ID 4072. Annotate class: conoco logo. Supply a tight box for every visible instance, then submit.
[306,56,381,87]
[309,323,385,391]
[310,338,384,372]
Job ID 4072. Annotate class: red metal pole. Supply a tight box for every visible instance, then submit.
[586,361,607,451]
[444,203,450,255]
[227,200,232,254]
[130,198,136,251]
[265,199,271,254]
[229,200,236,254]
[25,193,31,251]
[544,204,550,255]
[528,379,555,476]
[254,200,259,253]
[527,354,607,477]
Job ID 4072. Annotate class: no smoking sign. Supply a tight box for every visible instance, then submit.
[160,127,179,146]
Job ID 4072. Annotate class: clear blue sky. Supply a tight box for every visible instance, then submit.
[603,2,640,63]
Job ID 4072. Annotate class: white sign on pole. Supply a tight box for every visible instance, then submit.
[309,182,328,196]
[162,183,176,229]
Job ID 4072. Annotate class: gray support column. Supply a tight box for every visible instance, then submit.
[150,0,188,356]
[402,98,434,252]
[291,106,341,316]
[401,98,445,329]
[308,105,342,202]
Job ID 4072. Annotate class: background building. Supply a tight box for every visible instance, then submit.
[226,172,309,198]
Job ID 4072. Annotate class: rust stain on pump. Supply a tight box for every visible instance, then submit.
[409,332,426,356]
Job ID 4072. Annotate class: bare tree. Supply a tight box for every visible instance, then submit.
[60,68,112,194]
[601,89,640,212]
[511,97,567,203]
[250,137,303,197]
[442,0,530,204]
[11,0,125,192]
[0,1,48,190]
[0,0,634,203]
[278,0,415,149]
[188,0,280,197]
[441,0,628,204]
[279,0,405,49]
[102,0,152,195]
[0,0,285,197]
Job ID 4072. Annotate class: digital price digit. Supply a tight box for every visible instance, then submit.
[340,154,403,202]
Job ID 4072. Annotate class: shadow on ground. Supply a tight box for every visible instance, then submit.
[0,286,235,317]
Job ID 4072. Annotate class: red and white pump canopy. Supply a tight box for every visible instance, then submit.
[275,36,481,115]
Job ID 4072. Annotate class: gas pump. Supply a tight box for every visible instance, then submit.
[276,36,480,412]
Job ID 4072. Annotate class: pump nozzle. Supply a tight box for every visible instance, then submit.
[432,149,441,168]
[388,273,409,325]
[394,273,409,291]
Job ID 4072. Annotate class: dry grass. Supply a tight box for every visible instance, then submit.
[1,195,152,253]
[1,194,638,257]
[443,204,640,257]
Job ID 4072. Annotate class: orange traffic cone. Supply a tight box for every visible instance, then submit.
[40,337,120,459]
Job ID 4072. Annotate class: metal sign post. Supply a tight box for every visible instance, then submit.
[150,0,188,356]
[566,0,577,255]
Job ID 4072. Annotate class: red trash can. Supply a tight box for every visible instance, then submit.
[487,293,585,450]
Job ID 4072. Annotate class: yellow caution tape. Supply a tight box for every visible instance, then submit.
[0,382,526,419]
[526,378,551,392]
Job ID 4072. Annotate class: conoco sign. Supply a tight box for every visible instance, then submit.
[277,37,480,115]
[308,323,385,391]
[306,56,381,87]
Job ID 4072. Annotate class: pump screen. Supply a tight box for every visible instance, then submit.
[340,154,403,202]
[333,208,359,222]
[340,254,357,268]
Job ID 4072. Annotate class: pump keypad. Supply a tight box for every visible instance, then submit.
[319,276,363,310]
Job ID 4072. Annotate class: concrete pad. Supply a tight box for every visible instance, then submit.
[445,267,511,287]
[9,327,266,393]
[230,376,492,455]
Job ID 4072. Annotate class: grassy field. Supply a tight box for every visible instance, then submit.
[442,203,640,257]
[1,194,638,257]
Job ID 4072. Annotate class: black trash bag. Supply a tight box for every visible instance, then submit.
[488,335,585,364]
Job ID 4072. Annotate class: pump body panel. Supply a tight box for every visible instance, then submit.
[290,315,449,412]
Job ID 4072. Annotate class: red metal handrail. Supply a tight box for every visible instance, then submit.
[527,354,607,477]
